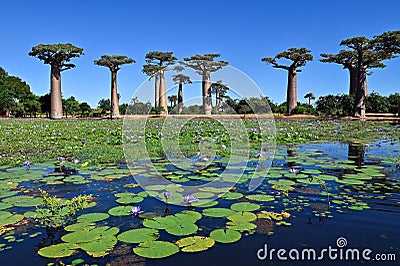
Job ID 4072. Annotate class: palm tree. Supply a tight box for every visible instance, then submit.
[304,92,316,105]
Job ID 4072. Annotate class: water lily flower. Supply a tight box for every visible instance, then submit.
[221,144,227,150]
[289,168,300,174]
[184,195,199,204]
[58,157,65,161]
[375,141,382,147]
[22,160,31,167]
[131,206,142,216]
[73,158,80,164]
[164,191,172,199]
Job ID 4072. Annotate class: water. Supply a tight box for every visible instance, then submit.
[0,141,399,266]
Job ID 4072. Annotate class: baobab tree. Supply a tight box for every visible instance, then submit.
[172,71,192,114]
[182,54,228,115]
[94,55,135,119]
[143,51,177,115]
[304,92,316,105]
[29,43,84,119]
[338,35,398,117]
[210,80,229,113]
[262,48,313,115]
[142,64,160,111]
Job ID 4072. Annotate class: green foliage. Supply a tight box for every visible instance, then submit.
[98,98,111,113]
[388,93,400,114]
[29,43,84,70]
[94,55,135,72]
[316,94,354,116]
[63,96,80,117]
[366,92,390,113]
[262,47,313,69]
[292,103,316,115]
[79,102,92,116]
[35,189,92,229]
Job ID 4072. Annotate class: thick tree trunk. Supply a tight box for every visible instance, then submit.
[354,67,367,118]
[286,69,297,114]
[178,83,183,114]
[110,71,120,119]
[154,73,160,110]
[349,67,357,96]
[215,91,220,114]
[50,66,63,119]
[202,72,212,115]
[159,69,168,115]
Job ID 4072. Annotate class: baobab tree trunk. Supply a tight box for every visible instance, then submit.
[154,73,160,110]
[354,63,367,118]
[178,83,183,114]
[349,68,357,96]
[50,66,63,119]
[286,69,297,115]
[202,72,212,115]
[215,91,220,114]
[110,71,120,119]
[159,69,168,115]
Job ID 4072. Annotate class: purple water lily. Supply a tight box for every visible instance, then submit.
[289,168,300,174]
[58,157,65,162]
[184,195,199,204]
[22,160,31,167]
[163,191,172,199]
[131,206,141,216]
[73,158,80,164]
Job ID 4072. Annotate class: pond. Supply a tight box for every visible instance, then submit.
[0,139,399,266]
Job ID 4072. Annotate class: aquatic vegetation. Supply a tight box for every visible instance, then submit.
[35,189,93,230]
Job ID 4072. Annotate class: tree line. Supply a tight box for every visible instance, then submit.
[1,30,399,118]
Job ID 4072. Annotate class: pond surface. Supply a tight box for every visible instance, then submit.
[0,141,399,266]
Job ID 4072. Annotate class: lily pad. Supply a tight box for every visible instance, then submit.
[210,229,242,243]
[133,241,179,258]
[108,206,132,216]
[245,194,275,202]
[176,236,215,252]
[38,243,77,258]
[118,228,159,243]
[226,221,257,232]
[202,208,236,218]
[0,211,24,227]
[77,213,109,223]
[165,222,198,236]
[230,202,260,212]
[227,211,257,222]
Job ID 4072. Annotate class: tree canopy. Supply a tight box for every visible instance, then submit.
[94,55,135,72]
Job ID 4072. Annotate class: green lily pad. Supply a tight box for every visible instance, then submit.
[0,211,24,227]
[245,194,275,202]
[64,222,96,232]
[79,236,117,254]
[108,206,132,216]
[221,192,243,200]
[38,243,77,258]
[176,236,215,252]
[3,195,43,207]
[227,211,257,222]
[118,228,159,243]
[133,241,179,258]
[230,202,260,212]
[202,208,236,218]
[226,221,257,232]
[165,222,198,236]
[77,213,109,223]
[210,229,242,243]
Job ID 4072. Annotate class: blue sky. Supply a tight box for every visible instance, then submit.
[1,0,399,107]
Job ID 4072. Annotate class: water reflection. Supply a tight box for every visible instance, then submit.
[348,142,365,167]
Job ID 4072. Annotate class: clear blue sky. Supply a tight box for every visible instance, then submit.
[1,0,399,107]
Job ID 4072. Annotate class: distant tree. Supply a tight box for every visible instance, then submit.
[63,96,80,118]
[388,93,400,115]
[29,43,84,119]
[182,54,228,115]
[39,93,51,117]
[316,94,354,116]
[94,55,135,119]
[24,95,41,117]
[304,92,316,105]
[210,80,229,114]
[168,95,178,108]
[143,51,177,114]
[98,98,111,114]
[262,48,313,114]
[79,102,91,117]
[172,69,192,114]
[366,92,390,113]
